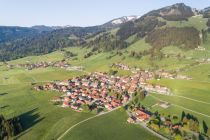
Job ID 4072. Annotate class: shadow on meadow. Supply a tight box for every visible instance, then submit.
[0,92,8,96]
[20,108,44,130]
[0,105,9,109]
[14,108,45,139]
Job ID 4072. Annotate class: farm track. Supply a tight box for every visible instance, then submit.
[57,107,121,140]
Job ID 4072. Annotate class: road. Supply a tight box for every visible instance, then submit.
[126,111,169,140]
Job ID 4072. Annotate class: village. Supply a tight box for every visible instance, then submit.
[111,63,192,80]
[7,60,84,71]
[34,70,172,115]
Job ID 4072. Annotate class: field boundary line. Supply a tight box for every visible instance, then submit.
[149,94,210,118]
[172,95,210,105]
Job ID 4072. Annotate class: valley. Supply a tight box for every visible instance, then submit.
[1,2,210,140]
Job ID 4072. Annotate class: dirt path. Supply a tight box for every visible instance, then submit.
[57,107,121,140]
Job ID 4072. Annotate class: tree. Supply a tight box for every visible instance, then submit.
[207,18,210,27]
[203,121,208,134]
[201,29,208,43]
[139,90,146,101]
[64,51,77,58]
[181,111,186,121]
[109,69,118,75]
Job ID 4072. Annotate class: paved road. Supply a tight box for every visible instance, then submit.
[126,111,169,140]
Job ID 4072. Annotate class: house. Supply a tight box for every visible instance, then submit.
[127,117,136,123]
[34,86,43,91]
[135,110,150,122]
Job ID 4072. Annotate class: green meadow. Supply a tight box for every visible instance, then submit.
[62,110,160,140]
[142,78,210,128]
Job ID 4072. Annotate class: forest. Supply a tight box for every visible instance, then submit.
[145,27,200,49]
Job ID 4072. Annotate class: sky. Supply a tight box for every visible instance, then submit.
[0,0,209,27]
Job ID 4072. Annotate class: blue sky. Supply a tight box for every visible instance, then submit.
[0,0,209,27]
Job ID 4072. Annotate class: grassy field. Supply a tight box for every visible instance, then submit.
[163,16,208,31]
[8,51,65,65]
[0,63,93,140]
[182,63,210,82]
[62,110,160,140]
[0,67,85,85]
[0,57,160,140]
[0,47,160,140]
[0,83,93,140]
[141,78,210,129]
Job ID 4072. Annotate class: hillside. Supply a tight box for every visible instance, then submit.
[143,3,194,21]
[145,27,200,49]
[0,26,39,43]
[0,15,139,61]
[0,3,209,62]
[0,26,106,60]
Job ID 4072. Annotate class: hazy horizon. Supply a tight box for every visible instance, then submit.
[1,0,209,27]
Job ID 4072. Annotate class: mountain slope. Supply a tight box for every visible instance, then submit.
[143,3,194,21]
[0,26,39,43]
[0,15,139,61]
[202,7,210,18]
[31,25,62,32]
[0,26,106,60]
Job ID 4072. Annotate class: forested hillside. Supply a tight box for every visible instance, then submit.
[0,26,106,61]
[116,16,166,40]
[0,26,39,43]
[145,27,201,49]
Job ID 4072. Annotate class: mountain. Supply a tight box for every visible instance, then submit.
[0,25,108,60]
[88,3,202,51]
[31,25,61,32]
[102,16,140,28]
[143,3,194,21]
[202,7,210,12]
[202,7,210,18]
